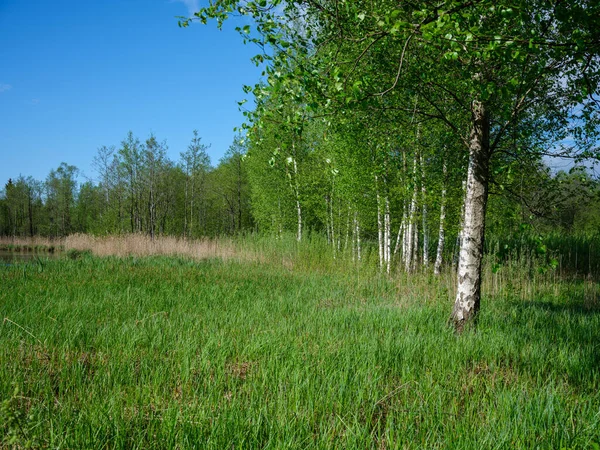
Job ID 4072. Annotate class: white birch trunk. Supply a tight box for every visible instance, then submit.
[451,99,491,332]
[384,195,391,274]
[376,174,383,269]
[434,161,447,275]
[412,220,419,272]
[293,157,302,242]
[330,179,336,254]
[393,220,404,257]
[398,151,408,261]
[420,152,429,267]
[404,152,418,272]
[352,210,362,262]
[296,198,302,243]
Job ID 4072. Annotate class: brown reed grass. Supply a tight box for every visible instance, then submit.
[0,234,265,263]
[0,235,63,248]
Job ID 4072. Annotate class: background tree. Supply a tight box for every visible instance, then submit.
[45,163,78,237]
[180,130,211,238]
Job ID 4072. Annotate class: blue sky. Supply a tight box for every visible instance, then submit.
[0,0,262,187]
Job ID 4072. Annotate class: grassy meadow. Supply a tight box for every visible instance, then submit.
[1,235,600,448]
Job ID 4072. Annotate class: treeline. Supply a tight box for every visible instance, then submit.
[0,131,252,239]
[2,129,599,271]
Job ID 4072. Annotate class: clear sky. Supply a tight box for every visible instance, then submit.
[0,0,262,187]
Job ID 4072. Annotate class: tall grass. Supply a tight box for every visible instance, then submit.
[1,245,599,448]
[486,232,600,279]
[3,231,597,278]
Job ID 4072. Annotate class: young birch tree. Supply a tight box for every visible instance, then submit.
[187,0,600,332]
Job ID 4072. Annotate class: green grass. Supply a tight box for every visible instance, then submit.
[1,254,600,449]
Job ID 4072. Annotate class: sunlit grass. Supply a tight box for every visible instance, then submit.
[1,246,599,448]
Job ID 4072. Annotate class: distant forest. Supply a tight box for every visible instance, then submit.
[1,129,599,254]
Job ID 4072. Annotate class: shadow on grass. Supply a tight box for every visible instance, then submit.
[491,286,600,391]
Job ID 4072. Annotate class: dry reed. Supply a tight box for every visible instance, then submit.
[0,234,265,263]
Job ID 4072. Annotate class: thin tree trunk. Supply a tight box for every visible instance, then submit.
[451,99,491,333]
[384,195,391,274]
[420,151,429,268]
[292,155,302,242]
[412,220,419,271]
[344,205,351,253]
[376,174,383,270]
[434,161,447,275]
[397,152,408,260]
[296,198,302,242]
[405,152,418,272]
[393,220,404,257]
[330,181,336,257]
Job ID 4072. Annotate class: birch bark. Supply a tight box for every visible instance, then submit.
[451,100,491,332]
[404,152,418,272]
[376,174,383,269]
[434,161,447,275]
[420,152,429,267]
[384,195,391,274]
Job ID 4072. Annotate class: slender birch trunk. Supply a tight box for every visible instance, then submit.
[405,152,418,272]
[412,220,419,271]
[291,155,302,242]
[451,99,491,332]
[434,161,447,275]
[330,182,336,258]
[393,220,404,257]
[296,198,302,242]
[397,151,408,260]
[376,174,383,270]
[384,195,391,274]
[337,200,342,252]
[420,152,429,267]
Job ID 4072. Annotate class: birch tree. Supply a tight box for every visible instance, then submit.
[188,0,600,332]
